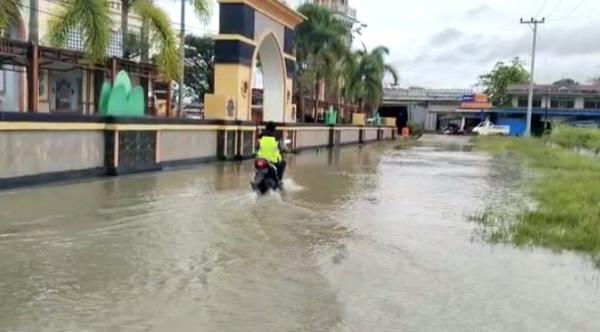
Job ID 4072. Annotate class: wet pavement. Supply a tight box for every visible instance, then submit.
[1,136,599,331]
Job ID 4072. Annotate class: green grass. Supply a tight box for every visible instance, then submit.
[473,136,600,263]
[548,125,600,154]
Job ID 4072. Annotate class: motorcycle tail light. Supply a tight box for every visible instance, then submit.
[255,159,268,169]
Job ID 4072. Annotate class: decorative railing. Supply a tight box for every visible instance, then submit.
[0,38,29,66]
[326,2,357,19]
[384,88,472,100]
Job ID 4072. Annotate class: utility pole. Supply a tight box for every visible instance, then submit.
[178,0,186,117]
[520,17,545,137]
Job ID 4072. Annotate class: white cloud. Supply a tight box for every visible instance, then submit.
[157,0,600,88]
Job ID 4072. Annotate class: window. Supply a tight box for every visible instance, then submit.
[66,29,84,52]
[550,98,575,109]
[107,30,123,57]
[584,99,600,110]
[66,29,122,57]
[517,97,541,108]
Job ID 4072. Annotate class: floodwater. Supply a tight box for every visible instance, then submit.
[1,136,599,332]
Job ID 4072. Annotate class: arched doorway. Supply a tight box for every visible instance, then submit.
[204,0,304,123]
[251,33,285,123]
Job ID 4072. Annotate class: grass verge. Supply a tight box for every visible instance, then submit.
[472,136,600,264]
[549,125,600,154]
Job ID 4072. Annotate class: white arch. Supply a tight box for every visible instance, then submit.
[251,33,286,122]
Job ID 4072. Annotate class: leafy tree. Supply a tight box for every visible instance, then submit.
[478,57,530,107]
[588,76,600,85]
[552,78,579,86]
[184,34,214,101]
[0,0,22,34]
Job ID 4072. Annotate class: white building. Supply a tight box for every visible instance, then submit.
[313,0,358,27]
[381,87,473,131]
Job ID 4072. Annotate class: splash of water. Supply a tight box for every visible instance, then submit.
[281,179,305,192]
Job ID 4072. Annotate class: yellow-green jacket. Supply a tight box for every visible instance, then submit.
[257,136,282,164]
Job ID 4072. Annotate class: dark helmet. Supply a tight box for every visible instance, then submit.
[265,121,277,132]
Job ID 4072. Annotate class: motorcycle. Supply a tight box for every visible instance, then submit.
[441,123,464,136]
[251,139,291,195]
[251,158,281,195]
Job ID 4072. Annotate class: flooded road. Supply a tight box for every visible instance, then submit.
[1,136,599,331]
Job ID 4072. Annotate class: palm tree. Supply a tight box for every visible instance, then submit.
[47,0,112,64]
[0,0,22,34]
[48,0,209,81]
[120,0,210,62]
[132,0,180,80]
[343,46,398,118]
[296,4,349,121]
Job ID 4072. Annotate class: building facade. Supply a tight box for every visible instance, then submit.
[491,83,600,135]
[312,0,357,27]
[506,83,600,111]
[0,0,144,114]
[381,87,473,131]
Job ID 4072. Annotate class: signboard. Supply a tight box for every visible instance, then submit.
[462,94,475,103]
[474,94,489,103]
[460,94,492,110]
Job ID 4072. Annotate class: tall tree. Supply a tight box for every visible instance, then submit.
[344,46,399,117]
[0,0,22,34]
[588,76,600,85]
[296,4,349,120]
[183,34,214,101]
[478,57,530,107]
[552,78,579,86]
[120,0,210,59]
[133,1,180,80]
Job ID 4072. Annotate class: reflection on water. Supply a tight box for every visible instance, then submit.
[0,137,599,332]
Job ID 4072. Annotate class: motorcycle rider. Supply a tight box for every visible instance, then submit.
[257,121,286,182]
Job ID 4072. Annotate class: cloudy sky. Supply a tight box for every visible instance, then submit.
[157,0,600,89]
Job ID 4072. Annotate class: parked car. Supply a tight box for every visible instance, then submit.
[472,121,510,136]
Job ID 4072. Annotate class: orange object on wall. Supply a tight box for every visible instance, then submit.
[402,127,410,138]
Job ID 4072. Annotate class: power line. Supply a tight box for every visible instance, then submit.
[553,0,586,21]
[520,17,545,137]
[22,4,61,19]
[545,0,564,18]
[535,0,550,17]
[171,23,217,35]
[454,22,524,52]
